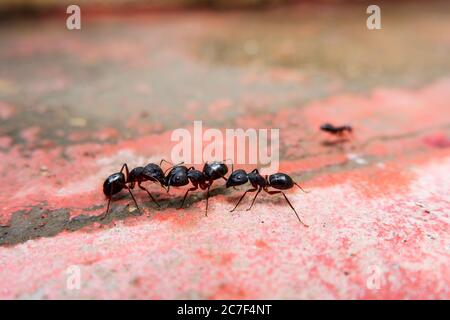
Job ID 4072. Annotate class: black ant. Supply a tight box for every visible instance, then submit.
[164,160,229,215]
[164,164,209,209]
[102,163,140,217]
[102,161,167,217]
[127,161,167,207]
[202,161,230,214]
[226,168,309,227]
[320,123,353,137]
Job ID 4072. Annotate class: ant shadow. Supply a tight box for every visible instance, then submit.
[320,138,350,147]
[98,185,232,223]
[224,188,298,212]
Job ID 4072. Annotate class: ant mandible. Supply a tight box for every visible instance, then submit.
[320,123,353,137]
[226,168,309,227]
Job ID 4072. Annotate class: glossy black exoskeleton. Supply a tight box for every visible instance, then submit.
[201,161,229,215]
[127,162,166,208]
[226,168,309,226]
[164,160,230,215]
[102,164,140,217]
[203,161,229,180]
[164,164,209,210]
[164,165,190,190]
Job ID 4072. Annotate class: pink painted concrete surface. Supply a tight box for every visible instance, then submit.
[0,2,449,299]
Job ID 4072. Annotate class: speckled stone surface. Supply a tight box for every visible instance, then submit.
[0,2,449,299]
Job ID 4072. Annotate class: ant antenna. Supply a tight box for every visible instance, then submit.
[222,158,234,172]
[159,159,173,166]
[295,182,310,193]
[163,161,185,175]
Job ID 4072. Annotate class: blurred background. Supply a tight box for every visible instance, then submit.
[1,0,449,146]
[1,0,449,299]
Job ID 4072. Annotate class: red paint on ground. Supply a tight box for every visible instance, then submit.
[1,7,450,299]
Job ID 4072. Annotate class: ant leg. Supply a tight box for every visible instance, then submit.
[294,182,310,193]
[101,196,112,221]
[230,188,257,212]
[265,190,309,227]
[138,182,160,208]
[100,181,115,220]
[125,185,140,214]
[222,176,228,181]
[159,159,173,166]
[178,186,198,210]
[162,160,185,175]
[205,184,211,217]
[120,163,130,180]
[105,198,111,216]
[246,187,262,211]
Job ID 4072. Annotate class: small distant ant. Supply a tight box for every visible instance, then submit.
[102,161,167,217]
[320,123,353,137]
[226,168,309,227]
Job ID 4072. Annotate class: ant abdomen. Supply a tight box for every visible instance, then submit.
[203,161,228,180]
[268,173,294,190]
[103,172,126,197]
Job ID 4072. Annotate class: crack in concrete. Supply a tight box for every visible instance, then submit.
[1,124,448,247]
[0,187,231,247]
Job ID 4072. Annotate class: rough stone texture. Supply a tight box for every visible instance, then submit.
[0,2,449,299]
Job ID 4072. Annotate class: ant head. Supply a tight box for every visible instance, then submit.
[165,166,189,187]
[226,169,248,188]
[103,172,126,196]
[203,161,229,180]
